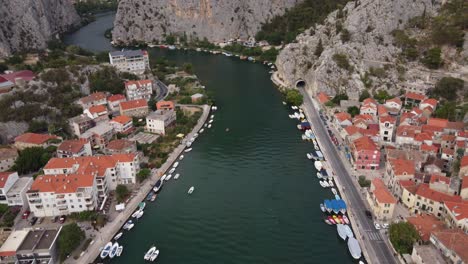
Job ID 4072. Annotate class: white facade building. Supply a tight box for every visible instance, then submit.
[125,80,153,101]
[0,172,19,204]
[146,110,177,135]
[109,50,150,74]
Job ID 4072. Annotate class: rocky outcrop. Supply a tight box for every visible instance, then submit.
[0,0,80,57]
[112,0,300,44]
[276,0,444,97]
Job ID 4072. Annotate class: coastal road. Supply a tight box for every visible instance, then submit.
[300,88,396,264]
[154,79,168,101]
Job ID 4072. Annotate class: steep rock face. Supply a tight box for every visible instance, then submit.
[0,0,80,57]
[276,0,443,97]
[112,0,300,44]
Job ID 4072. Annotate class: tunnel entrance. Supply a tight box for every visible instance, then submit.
[295,80,306,88]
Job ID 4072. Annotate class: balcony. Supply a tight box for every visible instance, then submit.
[28,199,42,204]
[58,205,68,210]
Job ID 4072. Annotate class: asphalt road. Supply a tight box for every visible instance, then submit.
[300,88,396,264]
[154,79,168,101]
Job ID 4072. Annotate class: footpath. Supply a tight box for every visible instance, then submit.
[76,104,211,264]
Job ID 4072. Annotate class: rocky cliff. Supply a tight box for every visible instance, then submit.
[0,0,80,57]
[112,0,300,44]
[275,0,458,97]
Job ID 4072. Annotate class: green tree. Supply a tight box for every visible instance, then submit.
[58,223,85,261]
[314,39,324,57]
[389,222,420,254]
[285,89,303,106]
[116,184,130,203]
[421,47,443,69]
[359,90,371,102]
[27,120,48,133]
[137,168,151,183]
[374,90,391,104]
[433,77,464,102]
[347,106,360,117]
[13,147,52,174]
[331,93,348,104]
[182,63,194,74]
[340,28,351,42]
[358,176,371,187]
[165,35,176,45]
[332,53,352,71]
[0,63,8,73]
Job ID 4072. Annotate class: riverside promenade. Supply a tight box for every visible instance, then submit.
[77,104,211,264]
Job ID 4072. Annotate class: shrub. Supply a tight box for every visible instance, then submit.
[389,222,420,254]
[358,176,371,187]
[116,185,130,203]
[432,77,464,102]
[285,89,303,106]
[58,223,85,261]
[332,53,352,71]
[421,47,443,69]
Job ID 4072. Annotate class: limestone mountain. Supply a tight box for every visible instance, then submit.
[112,0,300,45]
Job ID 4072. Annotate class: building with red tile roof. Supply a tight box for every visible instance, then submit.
[78,92,107,109]
[407,214,446,242]
[14,133,60,150]
[386,159,416,196]
[428,118,449,128]
[334,112,352,127]
[119,99,149,117]
[379,115,396,143]
[384,97,402,115]
[156,100,175,111]
[105,139,137,155]
[0,172,19,200]
[351,136,380,170]
[360,98,378,116]
[460,156,468,177]
[56,139,92,158]
[420,98,438,111]
[0,147,18,172]
[443,200,468,232]
[125,80,153,101]
[107,94,127,114]
[430,230,468,264]
[110,115,134,134]
[367,178,396,220]
[84,104,109,122]
[377,105,388,117]
[405,92,427,107]
[395,125,421,146]
[317,92,330,104]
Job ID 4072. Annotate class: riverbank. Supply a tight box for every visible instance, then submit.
[76,104,211,264]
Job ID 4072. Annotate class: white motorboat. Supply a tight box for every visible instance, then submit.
[185,148,193,152]
[337,224,347,240]
[193,133,199,138]
[288,114,294,119]
[186,141,192,147]
[204,123,208,127]
[307,153,313,160]
[114,232,123,240]
[210,114,214,119]
[179,155,184,160]
[328,179,334,187]
[199,128,204,133]
[144,246,157,260]
[320,203,326,212]
[208,124,212,128]
[136,210,144,219]
[188,186,195,194]
[169,168,176,174]
[166,174,172,181]
[153,179,163,192]
[291,106,297,110]
[123,220,134,230]
[149,249,160,261]
[211,106,218,110]
[161,174,167,181]
[116,245,123,257]
[100,242,113,259]
[344,225,354,238]
[173,162,179,168]
[282,101,286,105]
[347,237,362,259]
[322,180,330,188]
[109,242,119,258]
[168,45,176,50]
[317,172,322,179]
[132,209,141,218]
[331,188,338,196]
[209,119,214,124]
[174,173,180,180]
[319,181,327,188]
[343,215,350,224]
[314,161,323,171]
[302,134,307,140]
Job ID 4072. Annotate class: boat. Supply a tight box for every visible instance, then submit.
[109,242,119,258]
[146,192,154,201]
[320,203,326,212]
[344,225,354,238]
[209,119,214,124]
[149,249,160,261]
[184,148,193,152]
[347,237,362,259]
[136,210,144,219]
[169,168,176,174]
[337,224,347,240]
[210,114,214,118]
[186,141,192,147]
[199,128,204,133]
[331,188,338,196]
[314,161,323,171]
[302,135,307,140]
[327,216,336,224]
[150,194,157,202]
[116,245,123,257]
[100,242,113,259]
[153,179,163,192]
[343,215,350,224]
[317,172,323,179]
[161,174,167,181]
[338,215,345,224]
[173,162,179,168]
[188,186,195,194]
[123,220,134,230]
[114,232,123,240]
[168,45,176,50]
[324,219,333,225]
[174,173,180,180]
[291,106,297,110]
[166,174,172,180]
[282,101,287,105]
[144,246,157,260]
[335,194,341,200]
[179,155,184,160]
[132,209,141,218]
[328,179,334,187]
[319,181,327,188]
[333,215,341,224]
[208,124,212,128]
[139,202,146,210]
[322,180,330,188]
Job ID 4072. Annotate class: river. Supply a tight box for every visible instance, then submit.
[65,12,353,264]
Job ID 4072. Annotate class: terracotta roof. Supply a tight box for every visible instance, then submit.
[0,147,18,160]
[125,79,152,88]
[421,98,438,108]
[432,230,468,263]
[421,144,438,153]
[405,92,426,101]
[334,112,352,122]
[400,180,418,194]
[14,133,57,145]
[57,139,88,153]
[344,125,361,136]
[372,178,397,204]
[379,115,396,124]
[111,115,132,125]
[362,98,377,105]
[107,94,126,102]
[385,97,402,106]
[429,175,450,185]
[156,101,175,110]
[0,70,35,84]
[120,99,148,111]
[0,172,16,189]
[317,92,330,104]
[461,156,468,168]
[415,184,461,203]
[462,177,468,190]
[353,136,378,151]
[79,92,106,104]
[414,132,433,142]
[411,107,423,116]
[441,134,456,141]
[360,125,379,137]
[422,125,443,134]
[447,121,464,131]
[407,214,445,242]
[396,125,421,137]
[441,148,454,156]
[428,118,449,128]
[354,114,374,123]
[456,131,468,138]
[445,201,468,221]
[389,159,415,176]
[30,174,94,194]
[107,139,134,151]
[88,105,107,114]
[377,105,388,116]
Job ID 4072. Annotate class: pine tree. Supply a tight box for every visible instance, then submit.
[314,39,324,57]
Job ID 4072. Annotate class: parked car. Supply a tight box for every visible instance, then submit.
[382,223,389,229]
[52,216,59,223]
[59,215,66,224]
[365,210,372,219]
[22,210,30,219]
[37,217,44,225]
[29,217,38,226]
[374,222,382,230]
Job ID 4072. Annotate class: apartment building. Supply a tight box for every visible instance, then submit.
[366,178,396,221]
[107,94,126,115]
[125,80,153,101]
[79,122,114,149]
[77,92,107,110]
[109,50,150,74]
[110,115,134,134]
[351,136,380,170]
[119,99,149,117]
[145,110,177,135]
[68,114,95,137]
[14,133,61,150]
[57,139,92,158]
[0,147,18,172]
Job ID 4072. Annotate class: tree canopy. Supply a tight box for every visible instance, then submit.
[389,222,420,254]
[58,223,85,261]
[432,77,464,102]
[13,147,53,174]
[137,168,151,183]
[285,89,303,106]
[116,184,130,202]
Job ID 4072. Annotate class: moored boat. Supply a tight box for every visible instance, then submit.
[114,232,123,240]
[319,181,327,188]
[169,168,176,174]
[109,242,119,258]
[331,188,338,196]
[184,148,193,152]
[322,180,330,188]
[324,219,333,225]
[208,124,212,128]
[307,153,313,159]
[150,194,157,202]
[328,179,334,187]
[100,242,113,259]
[149,249,160,261]
[314,161,323,171]
[166,174,172,181]
[116,245,123,257]
[188,186,195,194]
[174,173,180,180]
[144,246,157,260]
[132,209,141,218]
[317,172,323,179]
[343,215,350,224]
[179,155,184,160]
[161,174,167,181]
[320,203,326,212]
[136,210,144,219]
[337,224,347,240]
[327,216,336,224]
[153,179,163,192]
[344,225,354,238]
[173,162,179,168]
[139,202,146,210]
[347,237,362,259]
[123,220,134,230]
[335,194,341,200]
[333,215,341,224]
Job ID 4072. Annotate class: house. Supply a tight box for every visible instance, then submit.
[14,133,60,150]
[105,139,137,155]
[441,148,455,164]
[110,115,134,134]
[107,94,127,115]
[443,201,468,232]
[156,101,175,111]
[68,114,95,137]
[0,147,18,172]
[79,122,114,149]
[430,230,468,264]
[351,136,380,170]
[407,214,446,242]
[83,104,109,122]
[419,98,438,112]
[402,183,461,217]
[77,92,107,110]
[352,114,375,129]
[56,139,92,158]
[0,70,35,93]
[343,125,363,143]
[445,121,465,134]
[109,49,150,74]
[384,97,402,115]
[379,116,396,143]
[385,159,415,195]
[334,112,352,127]
[377,105,389,117]
[0,228,62,264]
[405,92,426,107]
[119,99,149,117]
[460,156,468,177]
[5,177,33,207]
[429,175,457,195]
[125,80,153,101]
[191,93,204,103]
[411,244,446,264]
[317,92,330,105]
[146,110,177,135]
[366,178,396,221]
[43,154,139,196]
[0,172,19,204]
[27,173,98,217]
[440,134,456,149]
[360,98,378,116]
[423,156,446,175]
[395,125,421,147]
